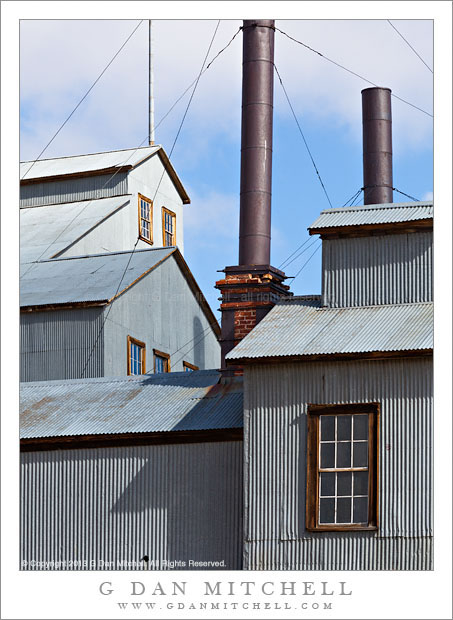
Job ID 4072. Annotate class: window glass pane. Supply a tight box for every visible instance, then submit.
[353,414,368,440]
[353,471,368,496]
[336,497,351,523]
[320,415,335,440]
[337,471,352,496]
[320,472,335,496]
[320,443,335,469]
[319,498,335,524]
[337,415,352,440]
[353,442,368,467]
[336,442,351,468]
[353,496,368,523]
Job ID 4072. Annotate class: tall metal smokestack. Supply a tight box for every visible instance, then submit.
[362,87,393,205]
[239,20,274,265]
[216,19,291,374]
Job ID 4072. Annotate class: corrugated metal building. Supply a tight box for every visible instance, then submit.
[20,198,433,571]
[227,200,433,570]
[20,145,190,257]
[21,247,220,380]
[20,371,243,570]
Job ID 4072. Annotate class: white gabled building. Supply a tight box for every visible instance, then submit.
[20,145,190,262]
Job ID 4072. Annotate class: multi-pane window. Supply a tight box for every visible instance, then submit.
[154,349,170,373]
[162,207,176,247]
[183,361,199,372]
[127,336,146,375]
[306,404,378,531]
[138,194,153,243]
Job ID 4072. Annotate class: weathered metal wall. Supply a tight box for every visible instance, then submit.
[20,307,104,381]
[128,157,185,254]
[104,254,220,374]
[322,232,432,307]
[243,358,433,570]
[20,173,128,208]
[21,441,243,570]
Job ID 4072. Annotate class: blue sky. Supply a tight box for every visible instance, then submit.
[19,18,434,315]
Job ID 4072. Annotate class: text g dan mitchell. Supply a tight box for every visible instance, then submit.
[99,580,352,597]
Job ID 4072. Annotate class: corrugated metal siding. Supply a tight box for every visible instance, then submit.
[20,373,243,438]
[20,247,174,307]
[227,300,433,360]
[20,173,128,207]
[309,201,433,230]
[20,308,104,381]
[21,442,243,570]
[244,537,433,571]
[244,358,432,570]
[322,232,433,307]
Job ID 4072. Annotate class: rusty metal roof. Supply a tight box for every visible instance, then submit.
[20,146,161,181]
[20,196,131,264]
[20,247,175,307]
[20,371,243,439]
[226,299,433,361]
[309,201,433,231]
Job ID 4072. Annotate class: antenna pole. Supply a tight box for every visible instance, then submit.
[148,20,155,146]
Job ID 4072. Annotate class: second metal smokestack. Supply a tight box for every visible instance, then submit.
[239,19,274,265]
[362,87,393,205]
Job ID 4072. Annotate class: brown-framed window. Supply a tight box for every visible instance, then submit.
[183,361,199,372]
[154,349,170,374]
[127,336,146,375]
[162,207,176,247]
[306,403,379,532]
[138,193,153,244]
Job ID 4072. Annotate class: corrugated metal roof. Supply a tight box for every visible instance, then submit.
[20,371,243,438]
[20,247,174,307]
[309,201,433,231]
[20,146,160,181]
[20,196,130,264]
[226,299,433,360]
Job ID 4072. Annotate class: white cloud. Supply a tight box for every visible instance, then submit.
[423,190,434,201]
[19,19,433,163]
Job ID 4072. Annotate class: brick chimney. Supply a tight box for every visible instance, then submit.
[216,20,291,374]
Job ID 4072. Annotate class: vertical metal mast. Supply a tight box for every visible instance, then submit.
[148,20,155,146]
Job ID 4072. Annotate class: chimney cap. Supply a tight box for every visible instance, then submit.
[361,86,392,94]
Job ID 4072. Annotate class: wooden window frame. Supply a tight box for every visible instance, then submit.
[162,207,176,247]
[306,403,379,532]
[153,348,171,373]
[127,336,146,375]
[183,361,199,372]
[138,193,153,245]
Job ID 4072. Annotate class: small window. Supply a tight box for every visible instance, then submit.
[306,404,378,531]
[183,361,199,372]
[154,349,170,373]
[127,336,146,375]
[162,207,176,247]
[138,194,153,244]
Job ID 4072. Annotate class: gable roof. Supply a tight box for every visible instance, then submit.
[226,298,433,363]
[20,196,130,264]
[20,247,221,337]
[309,201,433,234]
[20,371,243,439]
[20,145,190,204]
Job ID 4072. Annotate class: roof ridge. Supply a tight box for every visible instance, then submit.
[318,201,433,215]
[20,145,161,165]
